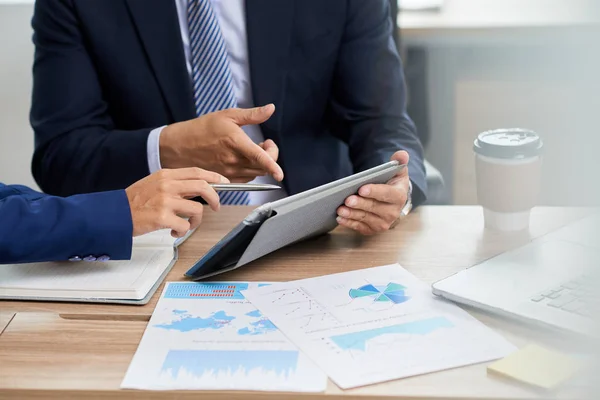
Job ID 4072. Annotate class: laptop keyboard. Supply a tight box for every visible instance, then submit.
[530,276,594,317]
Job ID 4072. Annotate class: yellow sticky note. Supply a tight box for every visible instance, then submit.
[487,344,581,390]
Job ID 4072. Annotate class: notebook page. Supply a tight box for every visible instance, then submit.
[133,229,178,248]
[133,228,197,248]
[0,246,174,299]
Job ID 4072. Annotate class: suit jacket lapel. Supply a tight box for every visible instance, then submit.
[125,0,196,122]
[246,0,295,138]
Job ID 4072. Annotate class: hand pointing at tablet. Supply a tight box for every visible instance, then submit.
[336,151,412,235]
[159,104,284,184]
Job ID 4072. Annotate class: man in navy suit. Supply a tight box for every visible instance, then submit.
[31,0,426,236]
[0,168,224,264]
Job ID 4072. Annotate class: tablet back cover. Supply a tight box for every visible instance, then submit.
[236,162,403,267]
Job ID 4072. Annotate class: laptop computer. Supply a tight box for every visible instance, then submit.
[432,213,600,336]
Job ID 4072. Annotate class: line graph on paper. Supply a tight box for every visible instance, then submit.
[256,287,340,331]
[252,279,415,331]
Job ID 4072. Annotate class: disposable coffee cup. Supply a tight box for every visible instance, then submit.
[473,129,543,232]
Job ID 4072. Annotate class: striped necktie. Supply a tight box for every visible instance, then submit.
[188,0,249,205]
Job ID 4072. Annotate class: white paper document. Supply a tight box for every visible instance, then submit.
[243,264,516,389]
[122,282,327,392]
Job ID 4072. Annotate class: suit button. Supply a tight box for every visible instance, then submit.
[83,255,97,262]
[68,256,82,262]
[97,255,110,262]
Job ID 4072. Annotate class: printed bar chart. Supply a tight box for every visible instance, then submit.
[164,282,249,299]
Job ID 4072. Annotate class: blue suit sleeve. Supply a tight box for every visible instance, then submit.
[0,185,133,264]
[30,0,151,196]
[328,0,427,206]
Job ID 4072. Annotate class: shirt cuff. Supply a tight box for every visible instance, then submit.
[147,126,166,174]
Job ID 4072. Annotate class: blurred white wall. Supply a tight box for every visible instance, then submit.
[402,0,599,206]
[0,2,35,187]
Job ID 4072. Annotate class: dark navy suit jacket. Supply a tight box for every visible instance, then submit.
[0,183,132,264]
[30,0,427,205]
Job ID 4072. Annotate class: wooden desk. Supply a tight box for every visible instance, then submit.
[0,206,592,399]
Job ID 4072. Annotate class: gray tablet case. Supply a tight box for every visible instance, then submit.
[185,161,404,280]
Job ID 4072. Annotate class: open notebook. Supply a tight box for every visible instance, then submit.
[0,230,190,305]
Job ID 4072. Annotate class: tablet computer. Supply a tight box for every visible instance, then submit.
[185,161,404,280]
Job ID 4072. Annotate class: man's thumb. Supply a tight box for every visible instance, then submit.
[391,150,410,165]
[229,104,275,126]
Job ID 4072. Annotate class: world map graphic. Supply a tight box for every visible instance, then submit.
[154,309,278,336]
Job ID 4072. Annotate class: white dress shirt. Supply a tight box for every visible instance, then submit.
[147,0,287,205]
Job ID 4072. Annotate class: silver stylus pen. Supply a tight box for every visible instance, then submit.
[209,183,282,192]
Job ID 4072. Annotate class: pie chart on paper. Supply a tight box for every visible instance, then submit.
[348,283,409,304]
